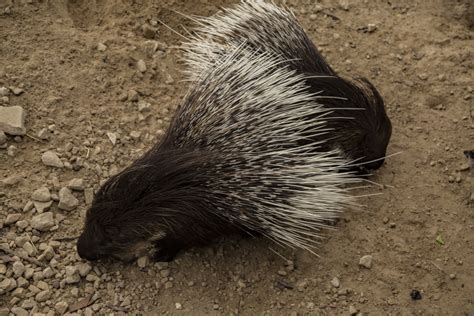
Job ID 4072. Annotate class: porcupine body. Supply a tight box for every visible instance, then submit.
[181,0,392,173]
[77,48,361,262]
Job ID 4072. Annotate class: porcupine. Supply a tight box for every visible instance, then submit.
[180,0,392,173]
[77,47,363,262]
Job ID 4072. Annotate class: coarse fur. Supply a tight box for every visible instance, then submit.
[77,48,361,262]
[180,0,392,172]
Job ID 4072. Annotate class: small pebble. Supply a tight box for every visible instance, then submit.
[137,59,147,73]
[97,42,107,51]
[67,178,85,191]
[58,187,79,211]
[331,277,340,288]
[359,255,373,269]
[41,151,64,168]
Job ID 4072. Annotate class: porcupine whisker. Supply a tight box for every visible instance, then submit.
[156,18,190,40]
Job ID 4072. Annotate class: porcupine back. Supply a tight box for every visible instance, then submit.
[156,47,360,253]
[180,0,392,172]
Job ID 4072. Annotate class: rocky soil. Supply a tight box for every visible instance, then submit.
[0,0,473,315]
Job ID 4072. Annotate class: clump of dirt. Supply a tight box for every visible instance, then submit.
[0,0,472,315]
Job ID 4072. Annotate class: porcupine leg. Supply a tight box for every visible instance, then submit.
[152,237,183,262]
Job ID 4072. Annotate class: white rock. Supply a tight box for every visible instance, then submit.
[58,187,79,211]
[30,212,55,231]
[37,128,50,140]
[23,242,37,256]
[84,188,94,205]
[33,200,53,213]
[67,178,85,191]
[54,301,68,315]
[331,277,340,288]
[65,266,80,284]
[31,187,51,202]
[0,174,22,187]
[107,132,117,145]
[0,130,6,145]
[97,42,107,51]
[0,106,26,135]
[12,261,25,277]
[137,100,151,112]
[0,87,9,96]
[41,151,63,168]
[359,255,373,269]
[10,307,28,316]
[137,256,148,268]
[137,59,147,73]
[77,262,92,277]
[4,213,21,225]
[0,278,16,291]
[35,290,51,302]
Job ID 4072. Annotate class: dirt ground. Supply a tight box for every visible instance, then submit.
[0,0,473,315]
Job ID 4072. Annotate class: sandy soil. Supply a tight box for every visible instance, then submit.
[0,0,473,315]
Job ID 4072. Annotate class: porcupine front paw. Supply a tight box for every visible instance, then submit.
[152,239,182,262]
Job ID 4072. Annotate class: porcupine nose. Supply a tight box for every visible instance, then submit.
[77,234,101,261]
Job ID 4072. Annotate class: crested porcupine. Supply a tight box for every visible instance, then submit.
[77,47,363,262]
[180,0,392,173]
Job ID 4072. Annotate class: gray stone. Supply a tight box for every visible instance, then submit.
[349,305,358,315]
[137,256,148,268]
[0,130,6,145]
[23,200,34,212]
[359,255,373,269]
[23,242,37,256]
[0,87,9,96]
[11,307,28,316]
[12,261,25,277]
[35,290,51,302]
[0,278,17,291]
[330,277,340,288]
[77,262,92,277]
[16,220,29,229]
[137,100,151,112]
[30,212,55,231]
[12,87,24,96]
[97,42,107,52]
[32,187,51,202]
[33,200,53,213]
[65,266,80,284]
[137,59,147,73]
[0,106,26,135]
[107,132,117,145]
[84,188,94,205]
[7,144,17,156]
[37,128,50,140]
[0,174,22,186]
[38,246,55,261]
[41,151,63,168]
[5,213,21,225]
[67,178,85,191]
[128,89,139,102]
[54,301,68,315]
[58,187,79,211]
